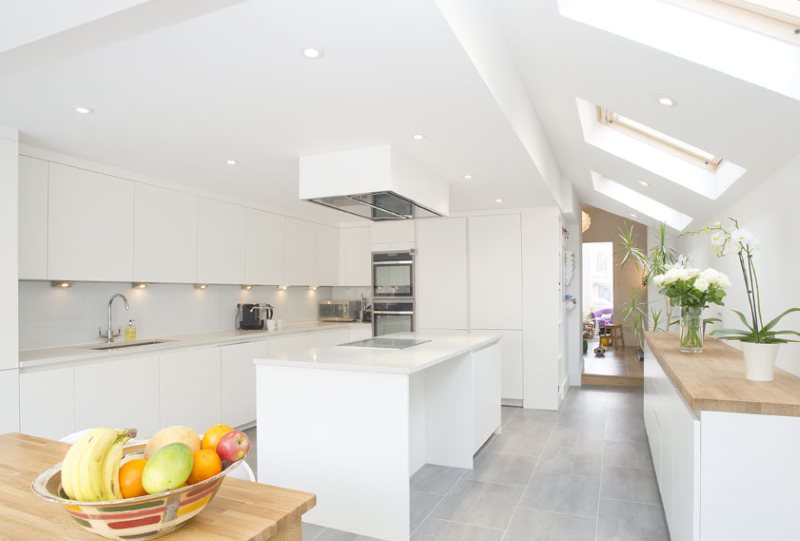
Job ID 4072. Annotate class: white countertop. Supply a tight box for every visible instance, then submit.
[19,321,371,368]
[254,331,501,375]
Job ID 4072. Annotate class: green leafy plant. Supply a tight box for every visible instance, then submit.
[691,218,800,344]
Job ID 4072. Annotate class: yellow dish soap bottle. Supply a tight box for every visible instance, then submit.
[125,319,137,341]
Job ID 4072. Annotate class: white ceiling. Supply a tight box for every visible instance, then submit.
[1,0,799,228]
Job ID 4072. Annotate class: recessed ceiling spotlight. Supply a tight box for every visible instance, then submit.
[74,106,94,114]
[303,47,323,59]
[639,180,650,187]
[226,159,238,165]
[463,174,472,180]
[495,198,503,203]
[657,96,676,107]
[412,134,426,141]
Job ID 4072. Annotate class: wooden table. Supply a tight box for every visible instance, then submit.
[0,433,316,541]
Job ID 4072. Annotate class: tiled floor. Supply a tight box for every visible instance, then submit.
[301,385,669,541]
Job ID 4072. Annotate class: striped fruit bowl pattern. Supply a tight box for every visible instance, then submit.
[31,448,244,540]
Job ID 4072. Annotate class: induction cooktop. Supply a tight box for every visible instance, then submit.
[340,337,431,349]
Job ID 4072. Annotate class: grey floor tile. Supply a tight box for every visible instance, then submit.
[604,440,654,471]
[537,445,602,478]
[431,479,523,529]
[487,429,550,456]
[601,466,661,505]
[302,522,327,541]
[519,472,600,518]
[557,407,606,428]
[411,518,504,541]
[502,406,520,425]
[315,527,383,541]
[597,498,669,541]
[604,414,647,443]
[504,413,557,436]
[505,507,596,541]
[548,423,605,449]
[411,464,467,495]
[465,451,536,486]
[411,490,443,532]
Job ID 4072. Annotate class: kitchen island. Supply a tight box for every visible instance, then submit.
[254,331,502,541]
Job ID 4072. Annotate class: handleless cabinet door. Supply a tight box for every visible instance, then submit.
[469,214,522,330]
[245,209,285,285]
[197,198,246,284]
[48,163,134,281]
[20,366,75,440]
[416,218,468,330]
[18,156,48,280]
[134,184,197,283]
[75,355,160,438]
[221,340,267,428]
[284,218,315,286]
[339,227,371,286]
[159,347,221,433]
[314,224,339,286]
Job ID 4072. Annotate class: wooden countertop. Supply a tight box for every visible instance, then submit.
[645,332,800,417]
[0,433,316,540]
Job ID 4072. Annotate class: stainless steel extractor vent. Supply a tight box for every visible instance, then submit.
[308,191,443,221]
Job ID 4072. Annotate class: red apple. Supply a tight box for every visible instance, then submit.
[216,430,250,462]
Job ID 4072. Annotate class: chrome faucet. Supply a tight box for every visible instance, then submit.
[99,293,130,343]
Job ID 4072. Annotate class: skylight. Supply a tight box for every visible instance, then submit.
[597,107,723,172]
[591,172,694,231]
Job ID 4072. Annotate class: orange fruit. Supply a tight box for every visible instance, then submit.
[202,424,234,451]
[119,458,148,499]
[187,449,222,485]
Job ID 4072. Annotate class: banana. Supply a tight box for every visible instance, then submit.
[77,428,119,501]
[60,428,138,502]
[61,430,95,500]
[100,431,135,500]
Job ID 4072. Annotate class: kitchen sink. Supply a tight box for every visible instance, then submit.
[85,339,172,351]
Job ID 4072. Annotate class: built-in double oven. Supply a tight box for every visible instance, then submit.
[371,250,415,336]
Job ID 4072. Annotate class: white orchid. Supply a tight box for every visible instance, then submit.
[730,227,759,253]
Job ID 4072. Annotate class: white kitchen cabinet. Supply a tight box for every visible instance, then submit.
[0,369,19,435]
[20,366,75,440]
[371,221,415,251]
[284,218,315,286]
[339,227,371,286]
[473,329,523,401]
[220,340,267,428]
[472,343,501,452]
[245,209,285,285]
[416,218,467,330]
[469,214,522,330]
[307,328,351,348]
[314,224,339,286]
[349,325,373,342]
[197,198,246,285]
[134,183,197,283]
[74,355,160,438]
[159,347,221,433]
[267,333,308,356]
[18,156,48,280]
[48,163,134,281]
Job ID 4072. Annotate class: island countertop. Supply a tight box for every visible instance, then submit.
[645,331,800,417]
[254,331,501,375]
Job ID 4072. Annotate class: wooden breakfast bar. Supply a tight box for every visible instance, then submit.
[643,332,800,541]
[0,433,315,541]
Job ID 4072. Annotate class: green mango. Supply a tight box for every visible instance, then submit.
[141,442,193,494]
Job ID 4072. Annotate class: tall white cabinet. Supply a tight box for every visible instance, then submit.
[18,156,48,280]
[339,226,371,286]
[416,218,468,330]
[1,131,19,433]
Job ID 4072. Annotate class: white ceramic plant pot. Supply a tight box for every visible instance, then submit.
[741,342,780,382]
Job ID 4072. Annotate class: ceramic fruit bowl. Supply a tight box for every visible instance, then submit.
[31,444,246,541]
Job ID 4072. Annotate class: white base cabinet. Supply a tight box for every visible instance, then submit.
[159,347,222,433]
[74,355,160,438]
[20,366,75,440]
[0,369,19,435]
[221,340,268,428]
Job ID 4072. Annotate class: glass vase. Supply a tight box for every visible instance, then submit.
[680,305,704,353]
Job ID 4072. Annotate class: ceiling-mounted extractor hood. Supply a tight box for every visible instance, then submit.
[299,144,449,221]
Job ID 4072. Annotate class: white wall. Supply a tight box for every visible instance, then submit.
[678,152,800,376]
[0,127,19,433]
[19,281,334,350]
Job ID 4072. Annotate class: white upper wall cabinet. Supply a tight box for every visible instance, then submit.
[245,209,285,286]
[134,183,197,283]
[371,221,415,251]
[18,156,48,280]
[339,226,371,286]
[48,163,134,281]
[284,217,315,286]
[197,197,246,284]
[314,223,339,286]
[416,218,468,330]
[468,214,522,330]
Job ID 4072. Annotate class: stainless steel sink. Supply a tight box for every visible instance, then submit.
[86,339,172,351]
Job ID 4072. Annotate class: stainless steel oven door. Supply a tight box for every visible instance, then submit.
[372,301,414,336]
[372,252,413,298]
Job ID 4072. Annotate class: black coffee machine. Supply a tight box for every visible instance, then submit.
[237,303,274,330]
